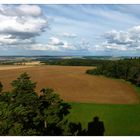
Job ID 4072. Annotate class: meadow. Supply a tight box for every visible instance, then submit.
[68,101,140,136]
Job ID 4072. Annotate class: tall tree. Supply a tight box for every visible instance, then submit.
[0,73,71,136]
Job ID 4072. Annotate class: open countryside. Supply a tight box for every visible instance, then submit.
[1,4,140,136]
[0,65,138,104]
[0,63,140,136]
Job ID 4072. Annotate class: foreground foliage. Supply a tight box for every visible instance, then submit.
[0,73,71,136]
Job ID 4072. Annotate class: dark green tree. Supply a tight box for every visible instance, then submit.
[38,88,71,135]
[86,58,140,87]
[0,82,3,93]
[0,73,71,136]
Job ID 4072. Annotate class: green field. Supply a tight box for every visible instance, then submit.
[68,102,140,136]
[67,85,140,136]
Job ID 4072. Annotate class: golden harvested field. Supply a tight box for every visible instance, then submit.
[0,65,34,70]
[0,65,139,104]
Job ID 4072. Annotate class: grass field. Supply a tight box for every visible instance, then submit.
[67,85,140,136]
[0,65,140,135]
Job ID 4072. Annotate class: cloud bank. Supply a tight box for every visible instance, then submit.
[1,4,140,56]
[0,5,80,53]
[0,5,47,46]
[94,26,140,53]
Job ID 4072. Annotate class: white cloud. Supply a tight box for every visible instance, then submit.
[62,32,77,38]
[49,37,64,46]
[25,37,77,52]
[96,25,140,52]
[26,43,76,52]
[102,42,128,51]
[62,42,77,50]
[104,30,133,45]
[17,5,42,17]
[0,5,48,46]
[0,5,89,53]
[0,34,17,45]
[0,34,33,45]
[0,4,42,17]
[27,44,60,51]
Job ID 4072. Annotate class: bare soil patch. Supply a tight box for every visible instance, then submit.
[0,65,139,104]
[0,65,34,70]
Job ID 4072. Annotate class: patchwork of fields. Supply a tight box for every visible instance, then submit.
[0,65,139,104]
[0,65,140,135]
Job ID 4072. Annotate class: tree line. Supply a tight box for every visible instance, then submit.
[43,58,110,66]
[86,58,140,86]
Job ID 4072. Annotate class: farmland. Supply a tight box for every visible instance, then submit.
[0,65,140,135]
[0,65,138,104]
[0,65,34,70]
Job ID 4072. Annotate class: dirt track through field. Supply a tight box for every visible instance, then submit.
[0,65,139,104]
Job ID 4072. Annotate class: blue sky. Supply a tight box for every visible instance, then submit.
[0,4,140,56]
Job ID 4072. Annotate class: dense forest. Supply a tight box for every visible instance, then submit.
[86,58,140,86]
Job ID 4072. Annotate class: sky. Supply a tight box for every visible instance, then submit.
[0,4,140,56]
